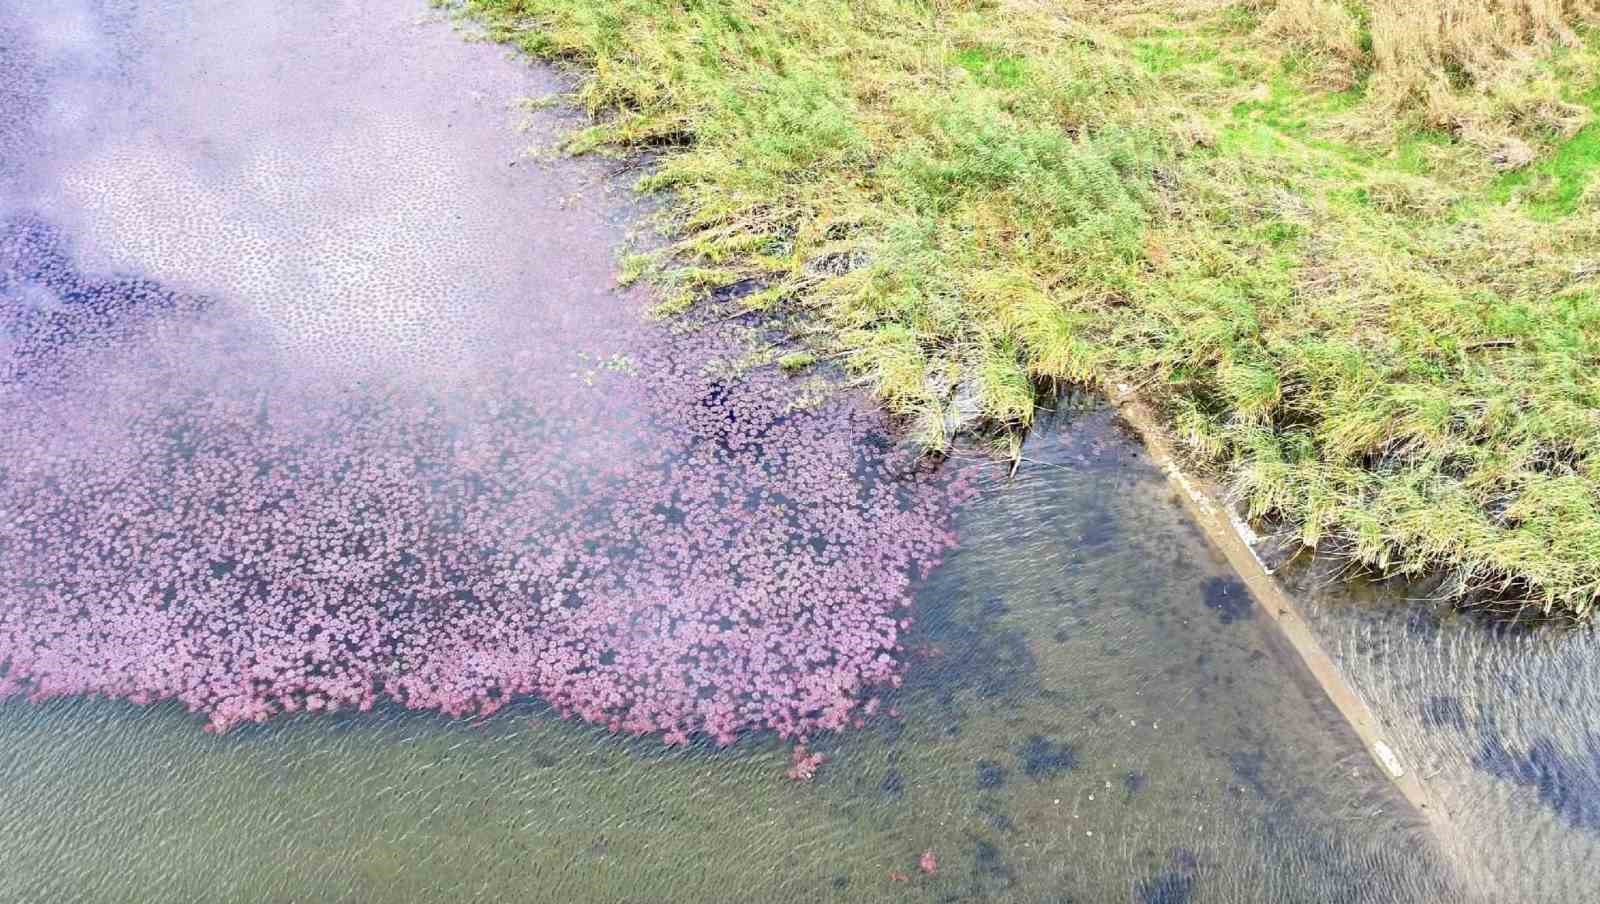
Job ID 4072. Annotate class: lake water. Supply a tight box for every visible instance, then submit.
[1290,563,1600,902]
[0,2,1493,900]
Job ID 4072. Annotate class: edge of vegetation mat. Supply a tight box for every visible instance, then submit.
[455,0,1600,615]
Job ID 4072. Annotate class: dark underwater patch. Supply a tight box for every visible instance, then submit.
[976,759,1007,789]
[1122,770,1146,797]
[972,838,1018,891]
[1228,749,1268,796]
[1476,731,1600,832]
[880,768,905,799]
[1136,853,1198,904]
[1419,695,1467,731]
[1200,576,1254,624]
[901,589,1040,737]
[1018,734,1078,779]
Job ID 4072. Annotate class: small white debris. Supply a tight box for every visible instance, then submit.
[1374,740,1406,778]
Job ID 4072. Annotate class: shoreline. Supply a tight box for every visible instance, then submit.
[1107,385,1458,848]
[457,0,1600,618]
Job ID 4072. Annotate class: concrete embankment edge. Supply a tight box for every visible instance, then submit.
[1109,386,1453,841]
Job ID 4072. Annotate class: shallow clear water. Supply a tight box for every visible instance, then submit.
[0,2,1462,901]
[1291,565,1600,902]
[0,406,1457,903]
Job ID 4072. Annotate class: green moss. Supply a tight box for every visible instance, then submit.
[1393,128,1453,176]
[1260,220,1305,246]
[1134,39,1217,74]
[778,351,817,372]
[953,46,1026,89]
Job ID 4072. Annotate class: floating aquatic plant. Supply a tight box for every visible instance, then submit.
[0,216,961,743]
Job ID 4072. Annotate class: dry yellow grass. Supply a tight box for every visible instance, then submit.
[1252,0,1600,146]
[1370,0,1595,79]
[1260,0,1364,89]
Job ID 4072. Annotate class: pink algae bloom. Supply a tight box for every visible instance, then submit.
[0,216,962,748]
[786,745,826,781]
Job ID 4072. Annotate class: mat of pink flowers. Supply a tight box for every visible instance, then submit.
[0,218,962,744]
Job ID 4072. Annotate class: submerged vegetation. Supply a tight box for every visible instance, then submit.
[460,0,1600,614]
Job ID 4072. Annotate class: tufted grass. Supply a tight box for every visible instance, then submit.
[458,0,1600,615]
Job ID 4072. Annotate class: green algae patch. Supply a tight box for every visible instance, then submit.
[457,0,1600,615]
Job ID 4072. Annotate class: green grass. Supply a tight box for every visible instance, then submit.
[953,46,1026,88]
[1492,86,1600,219]
[458,0,1600,615]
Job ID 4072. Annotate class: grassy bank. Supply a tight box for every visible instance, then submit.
[458,0,1600,614]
